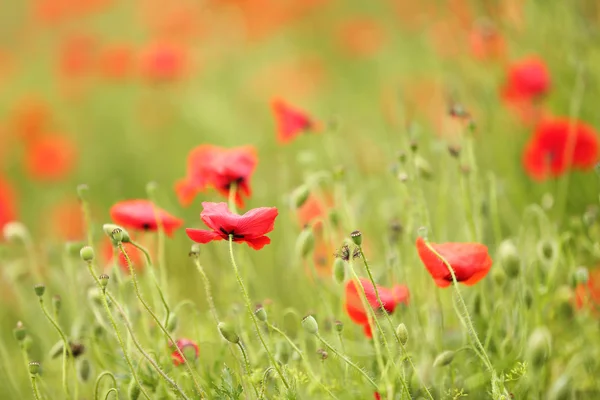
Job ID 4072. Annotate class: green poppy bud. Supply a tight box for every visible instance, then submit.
[329,209,340,228]
[296,228,315,259]
[77,358,91,382]
[13,321,26,342]
[103,224,130,243]
[128,379,141,400]
[218,322,240,344]
[291,185,310,209]
[396,323,408,346]
[189,243,201,257]
[302,315,319,335]
[433,350,455,367]
[34,284,45,297]
[334,320,343,333]
[80,246,95,262]
[29,362,41,375]
[526,327,552,369]
[166,313,178,333]
[498,240,521,278]
[52,295,62,316]
[255,306,267,322]
[492,267,506,286]
[333,258,346,284]
[65,241,85,257]
[99,274,109,289]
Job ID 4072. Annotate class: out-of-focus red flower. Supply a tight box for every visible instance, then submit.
[469,20,506,61]
[575,268,600,314]
[102,239,144,274]
[416,237,492,288]
[48,197,84,241]
[186,202,277,250]
[502,56,550,103]
[344,277,409,338]
[139,42,188,82]
[24,135,77,181]
[11,98,51,144]
[374,392,382,400]
[97,45,134,79]
[175,145,258,208]
[271,99,316,144]
[337,18,386,58]
[171,338,199,366]
[58,34,96,79]
[0,176,17,232]
[296,193,333,227]
[110,200,183,237]
[523,118,599,180]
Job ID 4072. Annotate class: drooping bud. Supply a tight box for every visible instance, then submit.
[396,323,408,346]
[218,322,240,344]
[296,228,315,259]
[350,230,362,246]
[555,286,574,319]
[34,284,46,297]
[414,155,433,180]
[433,350,455,367]
[537,239,555,263]
[103,224,130,243]
[255,306,267,322]
[302,315,319,335]
[128,379,141,400]
[166,313,178,333]
[291,185,310,209]
[13,321,26,342]
[3,221,29,242]
[80,246,95,262]
[492,267,506,286]
[111,228,124,243]
[498,240,521,278]
[526,327,552,369]
[99,274,109,289]
[334,320,343,333]
[29,362,41,375]
[333,258,346,284]
[52,295,62,316]
[77,358,91,382]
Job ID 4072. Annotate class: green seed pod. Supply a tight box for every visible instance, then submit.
[291,185,310,209]
[128,379,140,400]
[296,228,315,259]
[334,320,343,333]
[166,313,178,333]
[13,321,26,342]
[80,246,95,262]
[34,284,45,297]
[492,267,506,286]
[414,155,433,180]
[350,230,362,246]
[302,315,319,335]
[28,362,40,375]
[329,209,340,228]
[498,240,521,278]
[333,258,346,284]
[433,351,455,367]
[99,274,109,289]
[526,327,552,369]
[255,307,267,322]
[22,336,33,352]
[3,221,29,242]
[52,295,62,316]
[218,322,240,344]
[103,224,130,243]
[77,358,91,382]
[396,323,408,346]
[547,375,572,400]
[111,228,124,243]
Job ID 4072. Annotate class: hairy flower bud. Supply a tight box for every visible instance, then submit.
[255,306,267,322]
[333,258,346,284]
[498,240,521,278]
[218,322,240,344]
[291,185,310,209]
[433,350,455,367]
[166,313,178,333]
[302,315,319,335]
[396,323,408,346]
[77,358,91,382]
[103,224,130,243]
[99,274,109,289]
[128,379,140,400]
[80,246,95,262]
[527,327,552,369]
[296,228,315,259]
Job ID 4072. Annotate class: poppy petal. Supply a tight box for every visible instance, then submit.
[186,228,222,243]
[243,235,271,250]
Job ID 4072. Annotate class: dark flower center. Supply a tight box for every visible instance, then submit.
[219,227,244,239]
[225,177,245,190]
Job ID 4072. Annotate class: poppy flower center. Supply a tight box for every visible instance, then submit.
[219,227,245,239]
[225,177,244,190]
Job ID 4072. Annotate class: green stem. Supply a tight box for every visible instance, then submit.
[117,242,205,397]
[191,256,220,323]
[227,236,290,389]
[237,342,260,397]
[86,263,152,400]
[94,371,118,400]
[147,188,169,296]
[488,172,502,245]
[105,388,119,400]
[30,375,42,400]
[38,297,73,399]
[315,332,378,390]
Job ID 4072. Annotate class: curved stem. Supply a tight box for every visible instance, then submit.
[104,387,119,400]
[237,342,260,397]
[117,243,205,398]
[147,191,169,295]
[30,375,42,400]
[94,371,118,400]
[259,368,274,400]
[227,237,290,389]
[191,256,220,323]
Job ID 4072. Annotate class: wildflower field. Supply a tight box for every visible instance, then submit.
[2,1,600,399]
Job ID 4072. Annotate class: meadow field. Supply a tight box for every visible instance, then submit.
[1,1,600,399]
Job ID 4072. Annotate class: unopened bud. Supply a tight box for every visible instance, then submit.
[333,258,346,284]
[296,228,315,259]
[218,322,240,344]
[492,267,506,285]
[334,320,343,333]
[128,379,140,400]
[3,221,28,242]
[29,362,41,375]
[255,306,267,322]
[537,239,555,262]
[34,284,45,297]
[52,295,62,316]
[166,314,178,333]
[65,241,84,257]
[77,358,91,382]
[99,274,109,289]
[103,224,130,243]
[112,228,124,243]
[396,323,408,346]
[526,327,552,369]
[329,209,340,228]
[433,350,455,367]
[80,246,95,262]
[291,185,310,209]
[498,240,521,278]
[13,321,26,342]
[350,230,362,246]
[414,155,433,180]
[302,315,319,335]
[555,286,574,318]
[409,140,418,153]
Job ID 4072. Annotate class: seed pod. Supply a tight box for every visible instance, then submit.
[80,246,95,262]
[498,240,521,278]
[296,228,315,259]
[291,185,310,209]
[34,284,45,297]
[526,327,552,369]
[218,322,240,344]
[334,320,343,333]
[255,307,268,322]
[99,274,109,289]
[302,315,319,335]
[13,321,26,342]
[396,323,408,346]
[433,351,455,367]
[333,258,346,284]
[103,224,131,243]
[29,362,41,375]
[350,230,362,246]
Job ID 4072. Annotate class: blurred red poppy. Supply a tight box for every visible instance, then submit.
[139,42,188,82]
[523,118,599,180]
[416,237,492,288]
[97,45,134,79]
[171,338,199,366]
[344,277,409,338]
[296,193,333,227]
[469,20,506,61]
[11,98,51,144]
[374,392,381,400]
[271,99,316,144]
[175,145,257,208]
[58,34,96,79]
[24,135,77,181]
[102,239,144,274]
[110,200,183,236]
[575,268,600,314]
[502,56,550,102]
[48,197,85,241]
[186,202,277,250]
[337,18,386,58]
[0,176,17,232]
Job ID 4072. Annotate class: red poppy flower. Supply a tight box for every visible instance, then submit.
[171,338,199,366]
[523,118,599,180]
[186,202,277,250]
[102,239,144,274]
[296,193,333,227]
[469,20,506,61]
[139,42,187,82]
[575,268,600,315]
[11,98,51,144]
[416,237,492,288]
[374,392,381,400]
[97,45,134,79]
[502,56,550,102]
[337,18,386,58]
[58,34,96,79]
[24,135,77,181]
[110,200,183,236]
[175,145,257,208]
[0,176,17,233]
[48,197,85,241]
[271,99,316,144]
[344,277,409,338]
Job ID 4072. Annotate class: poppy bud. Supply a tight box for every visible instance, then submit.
[537,239,555,262]
[296,228,315,259]
[555,286,573,319]
[302,315,319,335]
[396,323,408,346]
[3,221,29,242]
[409,140,418,153]
[166,313,178,333]
[128,379,140,400]
[99,274,109,289]
[218,322,240,344]
[333,258,346,284]
[77,358,91,382]
[433,350,455,367]
[80,246,95,262]
[397,172,409,182]
[397,151,407,163]
[334,320,343,333]
[291,185,310,209]
[29,362,41,375]
[497,240,519,276]
[547,375,571,400]
[492,267,506,285]
[13,321,26,342]
[52,295,62,316]
[65,241,84,257]
[255,306,267,322]
[22,336,33,352]
[103,224,130,243]
[112,228,124,243]
[524,289,534,309]
[76,184,89,201]
[414,155,433,180]
[526,327,552,369]
[350,230,362,246]
[34,284,45,297]
[572,266,589,287]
